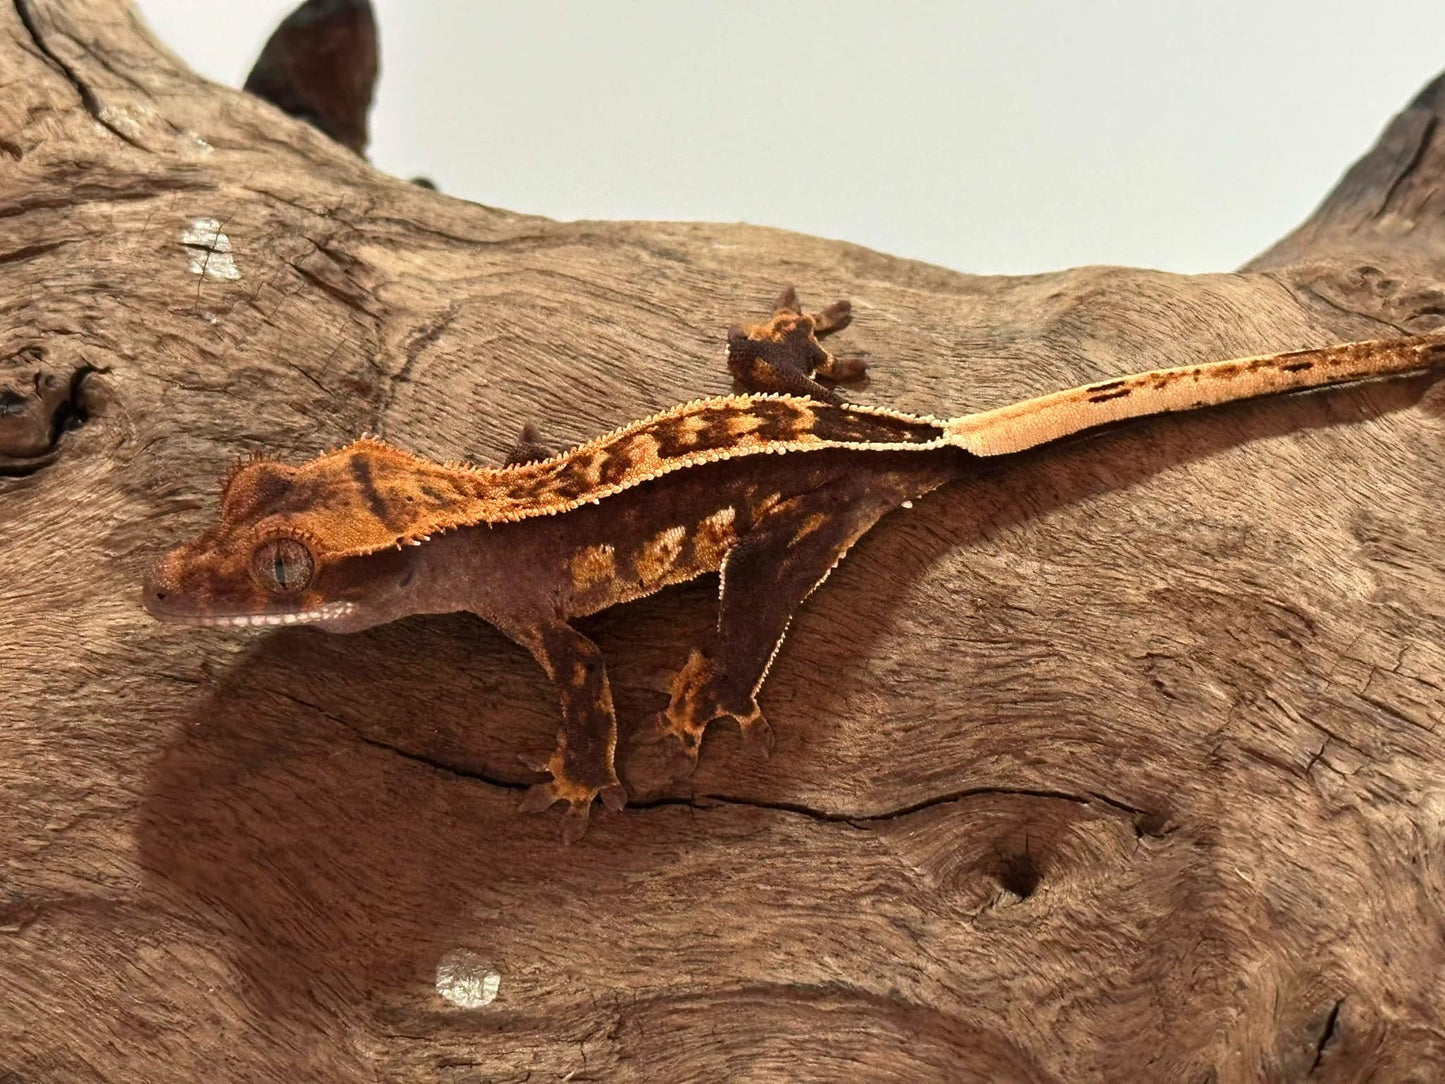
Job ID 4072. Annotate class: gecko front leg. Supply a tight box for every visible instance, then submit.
[509,620,627,842]
[726,287,867,403]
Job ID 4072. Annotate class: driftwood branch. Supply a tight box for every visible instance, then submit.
[2,1,1442,1079]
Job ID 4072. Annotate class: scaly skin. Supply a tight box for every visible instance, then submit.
[144,288,1445,840]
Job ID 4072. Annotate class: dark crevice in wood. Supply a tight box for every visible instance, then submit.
[994,843,1042,899]
[0,360,104,476]
[0,175,214,220]
[1257,270,1414,335]
[0,239,69,265]
[349,730,524,794]
[11,0,147,150]
[47,362,101,443]
[1309,998,1343,1074]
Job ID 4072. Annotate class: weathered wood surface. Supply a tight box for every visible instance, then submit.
[2,2,1444,1080]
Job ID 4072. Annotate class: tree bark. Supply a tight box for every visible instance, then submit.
[2,3,1443,1081]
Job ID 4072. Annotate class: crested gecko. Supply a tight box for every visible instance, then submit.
[143,289,1445,840]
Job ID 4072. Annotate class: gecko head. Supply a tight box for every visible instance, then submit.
[142,451,420,634]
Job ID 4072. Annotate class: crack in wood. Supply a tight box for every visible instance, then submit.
[261,686,1160,830]
[629,785,1153,828]
[1309,997,1344,1074]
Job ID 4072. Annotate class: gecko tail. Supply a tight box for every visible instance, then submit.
[944,332,1445,457]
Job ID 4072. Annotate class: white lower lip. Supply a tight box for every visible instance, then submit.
[165,601,359,628]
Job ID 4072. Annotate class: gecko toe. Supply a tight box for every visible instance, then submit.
[518,780,562,814]
[740,713,775,758]
[811,299,853,337]
[559,803,593,845]
[816,354,868,383]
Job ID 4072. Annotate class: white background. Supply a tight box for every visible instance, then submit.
[134,1,1445,275]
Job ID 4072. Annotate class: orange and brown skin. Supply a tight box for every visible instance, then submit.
[144,289,1445,841]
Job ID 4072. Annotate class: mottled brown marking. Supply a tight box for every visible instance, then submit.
[571,543,617,589]
[810,408,941,445]
[637,524,688,581]
[1087,388,1133,403]
[220,459,293,519]
[1281,361,1314,372]
[793,513,828,544]
[749,398,811,441]
[751,491,783,519]
[349,452,395,529]
[691,512,738,572]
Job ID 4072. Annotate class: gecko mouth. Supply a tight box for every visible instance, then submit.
[147,600,360,628]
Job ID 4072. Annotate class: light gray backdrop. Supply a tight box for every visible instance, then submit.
[135,0,1445,275]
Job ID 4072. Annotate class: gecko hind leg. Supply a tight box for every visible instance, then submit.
[627,469,942,787]
[726,287,867,403]
[511,621,627,842]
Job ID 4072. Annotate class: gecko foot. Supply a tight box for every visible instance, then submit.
[727,287,868,403]
[625,650,775,785]
[518,765,627,844]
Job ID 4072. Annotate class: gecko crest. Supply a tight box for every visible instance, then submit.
[213,394,951,562]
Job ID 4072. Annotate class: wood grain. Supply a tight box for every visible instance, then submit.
[1,3,1442,1080]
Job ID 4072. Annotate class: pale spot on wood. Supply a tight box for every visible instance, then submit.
[182,217,241,280]
[435,949,500,1008]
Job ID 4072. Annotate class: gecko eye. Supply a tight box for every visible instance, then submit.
[251,537,314,592]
